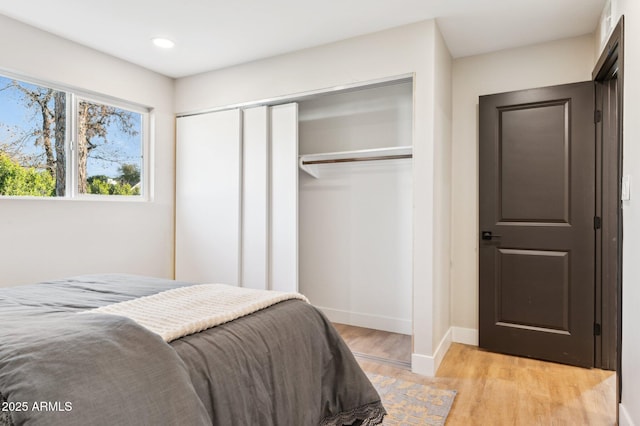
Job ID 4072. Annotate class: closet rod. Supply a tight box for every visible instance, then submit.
[302,154,412,165]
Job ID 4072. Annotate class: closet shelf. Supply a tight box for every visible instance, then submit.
[298,146,413,178]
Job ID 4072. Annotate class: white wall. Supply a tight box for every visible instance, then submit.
[599,2,640,424]
[0,15,175,287]
[176,20,453,375]
[432,24,453,360]
[298,82,413,335]
[450,35,596,340]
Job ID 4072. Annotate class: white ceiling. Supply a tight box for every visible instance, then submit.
[0,0,606,79]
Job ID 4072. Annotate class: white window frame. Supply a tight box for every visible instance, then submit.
[69,94,150,200]
[0,69,152,201]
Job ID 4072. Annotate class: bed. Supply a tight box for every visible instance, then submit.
[0,274,385,426]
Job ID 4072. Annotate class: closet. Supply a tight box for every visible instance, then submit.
[175,79,413,335]
[297,82,413,335]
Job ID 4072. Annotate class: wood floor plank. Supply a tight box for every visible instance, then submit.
[333,323,412,364]
[334,323,616,425]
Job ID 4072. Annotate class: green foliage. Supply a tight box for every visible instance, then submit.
[86,175,110,185]
[117,163,140,186]
[0,157,140,197]
[86,175,140,196]
[87,163,141,195]
[0,153,55,196]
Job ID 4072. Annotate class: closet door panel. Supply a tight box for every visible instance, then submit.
[270,103,298,292]
[176,109,242,285]
[242,106,269,290]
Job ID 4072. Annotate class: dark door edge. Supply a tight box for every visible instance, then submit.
[592,14,624,412]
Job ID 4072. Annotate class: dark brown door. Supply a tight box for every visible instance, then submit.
[479,82,595,368]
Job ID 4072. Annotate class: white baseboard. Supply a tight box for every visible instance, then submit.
[433,327,453,371]
[620,403,636,426]
[411,352,435,376]
[318,306,411,335]
[411,327,453,377]
[452,326,478,346]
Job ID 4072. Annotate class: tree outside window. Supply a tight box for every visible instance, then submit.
[0,75,145,198]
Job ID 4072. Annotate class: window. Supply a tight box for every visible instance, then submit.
[0,74,147,198]
[77,99,143,196]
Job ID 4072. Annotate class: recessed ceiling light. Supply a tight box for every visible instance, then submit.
[152,37,175,49]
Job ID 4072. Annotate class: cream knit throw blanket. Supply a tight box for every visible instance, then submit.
[84,284,309,342]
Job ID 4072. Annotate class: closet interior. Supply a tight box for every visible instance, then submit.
[297,80,413,338]
[175,78,414,361]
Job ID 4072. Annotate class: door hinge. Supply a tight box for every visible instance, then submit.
[594,216,602,230]
[594,323,602,336]
[595,110,602,123]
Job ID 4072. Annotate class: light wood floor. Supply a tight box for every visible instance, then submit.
[334,323,616,425]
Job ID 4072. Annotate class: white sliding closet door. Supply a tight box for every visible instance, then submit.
[175,104,298,292]
[270,103,298,292]
[242,106,269,290]
[175,109,242,284]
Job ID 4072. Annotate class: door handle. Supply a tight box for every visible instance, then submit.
[481,231,501,241]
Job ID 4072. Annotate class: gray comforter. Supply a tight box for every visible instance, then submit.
[0,274,384,425]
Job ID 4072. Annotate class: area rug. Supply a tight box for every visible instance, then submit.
[367,373,456,425]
